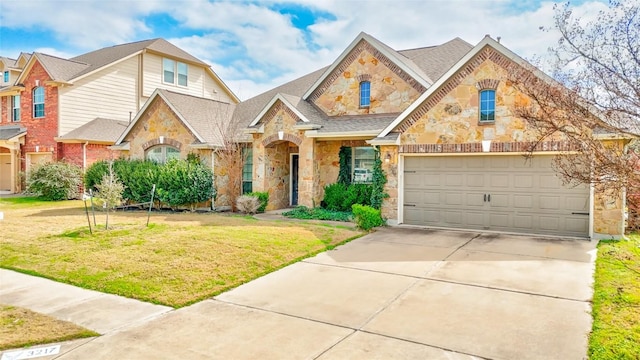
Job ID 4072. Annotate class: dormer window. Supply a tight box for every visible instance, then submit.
[163,58,188,86]
[359,81,371,108]
[479,89,496,122]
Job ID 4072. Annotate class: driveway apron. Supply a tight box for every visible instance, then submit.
[12,227,595,360]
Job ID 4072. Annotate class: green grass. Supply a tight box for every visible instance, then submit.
[0,199,363,308]
[589,234,640,359]
[0,305,97,350]
[282,206,353,222]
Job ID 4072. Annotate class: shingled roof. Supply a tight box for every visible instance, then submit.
[57,118,129,143]
[240,34,473,135]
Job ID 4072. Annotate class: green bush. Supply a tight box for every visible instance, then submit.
[246,191,269,212]
[84,160,109,192]
[343,183,372,210]
[85,159,160,203]
[323,183,347,211]
[27,161,83,201]
[282,206,352,222]
[352,204,384,231]
[323,183,372,212]
[113,159,160,204]
[156,159,214,209]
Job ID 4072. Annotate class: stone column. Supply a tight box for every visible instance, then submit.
[380,145,399,224]
[298,135,316,207]
[253,137,266,193]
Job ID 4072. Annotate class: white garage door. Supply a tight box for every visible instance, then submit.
[403,155,589,237]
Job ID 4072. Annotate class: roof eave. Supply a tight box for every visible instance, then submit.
[304,130,380,139]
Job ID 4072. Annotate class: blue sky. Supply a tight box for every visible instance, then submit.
[0,0,608,100]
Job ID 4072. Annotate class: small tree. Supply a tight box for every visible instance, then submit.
[508,1,639,200]
[95,161,124,230]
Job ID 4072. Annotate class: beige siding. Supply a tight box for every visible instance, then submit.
[142,53,233,102]
[58,56,139,135]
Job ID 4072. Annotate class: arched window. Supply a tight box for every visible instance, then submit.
[33,87,45,118]
[146,145,180,164]
[479,89,495,122]
[359,81,371,108]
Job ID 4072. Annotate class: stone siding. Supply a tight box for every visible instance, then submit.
[312,44,422,116]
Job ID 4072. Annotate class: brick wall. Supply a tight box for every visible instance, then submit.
[60,143,119,169]
[19,61,59,162]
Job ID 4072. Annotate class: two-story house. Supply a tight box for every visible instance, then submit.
[0,38,238,193]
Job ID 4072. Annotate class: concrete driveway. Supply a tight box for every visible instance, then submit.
[50,228,596,359]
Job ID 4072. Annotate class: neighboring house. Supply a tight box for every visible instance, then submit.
[0,39,238,193]
[112,88,239,207]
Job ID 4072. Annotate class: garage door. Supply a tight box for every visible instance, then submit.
[403,155,589,237]
[0,154,11,191]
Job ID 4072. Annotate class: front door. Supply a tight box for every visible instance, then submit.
[290,154,299,206]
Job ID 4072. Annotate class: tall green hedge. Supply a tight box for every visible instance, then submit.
[85,158,214,208]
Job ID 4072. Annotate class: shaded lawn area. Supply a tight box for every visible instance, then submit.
[0,305,97,350]
[589,234,640,359]
[0,197,363,308]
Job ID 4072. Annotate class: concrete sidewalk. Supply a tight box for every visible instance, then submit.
[0,269,172,335]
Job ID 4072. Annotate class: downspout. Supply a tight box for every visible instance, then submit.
[82,141,88,170]
[211,150,216,211]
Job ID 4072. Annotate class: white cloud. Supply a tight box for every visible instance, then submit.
[0,0,610,99]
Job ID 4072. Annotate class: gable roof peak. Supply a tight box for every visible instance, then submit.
[302,31,432,100]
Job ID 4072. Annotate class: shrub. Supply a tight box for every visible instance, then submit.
[246,191,269,212]
[352,204,384,231]
[282,206,353,222]
[236,195,262,214]
[84,160,109,192]
[113,159,160,204]
[323,183,372,212]
[156,159,214,209]
[26,161,83,201]
[343,183,372,210]
[323,183,348,211]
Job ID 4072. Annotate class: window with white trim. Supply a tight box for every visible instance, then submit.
[33,87,44,118]
[3,71,8,83]
[11,95,20,122]
[242,147,253,194]
[163,58,188,86]
[146,145,180,164]
[163,58,175,84]
[479,89,496,122]
[342,146,376,183]
[359,81,371,108]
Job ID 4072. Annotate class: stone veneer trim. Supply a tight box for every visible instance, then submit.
[396,47,514,134]
[308,40,427,102]
[399,140,580,154]
[255,100,301,128]
[142,137,183,151]
[262,133,303,147]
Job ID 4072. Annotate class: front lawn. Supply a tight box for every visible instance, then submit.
[0,305,97,350]
[0,197,362,308]
[589,234,640,359]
